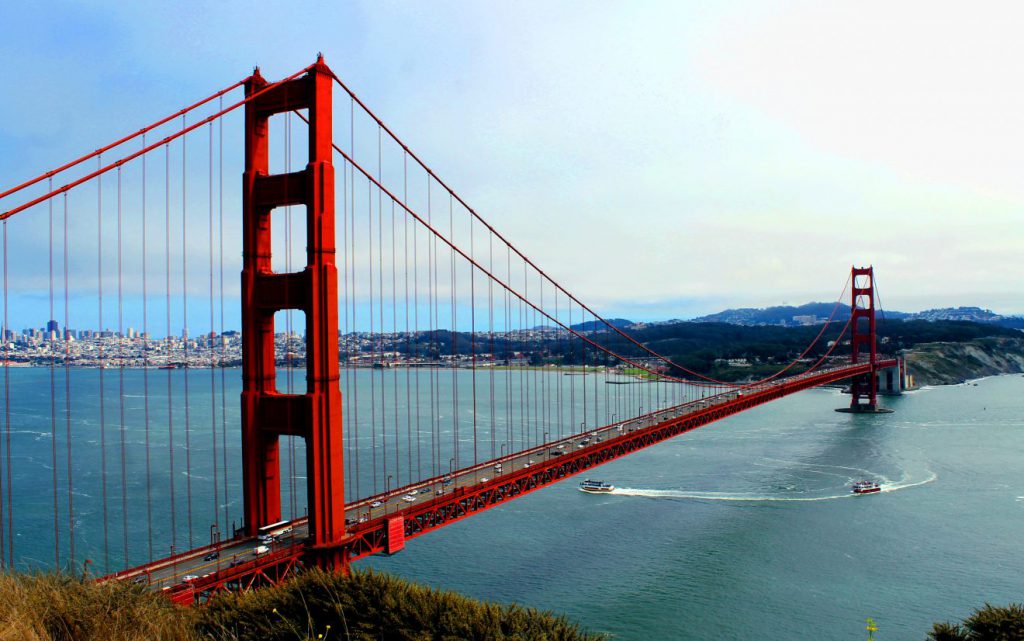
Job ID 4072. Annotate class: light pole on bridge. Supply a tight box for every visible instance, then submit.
[209,523,220,570]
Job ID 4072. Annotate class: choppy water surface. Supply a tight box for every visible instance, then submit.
[367,375,1024,640]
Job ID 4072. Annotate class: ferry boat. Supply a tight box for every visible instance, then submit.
[851,480,881,494]
[579,479,614,493]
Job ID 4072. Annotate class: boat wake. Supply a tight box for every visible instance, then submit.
[610,471,936,503]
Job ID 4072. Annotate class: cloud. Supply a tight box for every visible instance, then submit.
[1,0,1020,326]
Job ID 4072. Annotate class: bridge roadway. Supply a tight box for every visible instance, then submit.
[106,359,893,600]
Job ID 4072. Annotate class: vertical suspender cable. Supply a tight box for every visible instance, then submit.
[569,300,575,439]
[368,180,377,495]
[376,129,386,495]
[377,128,388,495]
[557,288,565,442]
[402,157,412,485]
[98,156,109,573]
[391,200,399,484]
[181,117,194,549]
[165,143,177,555]
[582,308,587,433]
[285,113,295,518]
[118,167,129,569]
[543,278,549,440]
[505,244,511,456]
[522,262,529,448]
[2,220,10,567]
[470,213,478,467]
[350,98,360,500]
[339,152,352,497]
[410,154,422,483]
[342,149,351,499]
[64,193,75,565]
[531,271,539,446]
[434,181,442,478]
[593,312,598,427]
[488,231,495,461]
[449,195,457,470]
[49,178,60,567]
[208,122,220,534]
[289,114,298,517]
[427,180,436,479]
[517,261,524,451]
[142,135,153,562]
[218,98,230,531]
[540,278,547,445]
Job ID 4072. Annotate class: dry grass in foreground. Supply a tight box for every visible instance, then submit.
[0,569,605,641]
[0,572,194,641]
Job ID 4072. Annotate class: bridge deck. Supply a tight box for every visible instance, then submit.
[106,360,894,602]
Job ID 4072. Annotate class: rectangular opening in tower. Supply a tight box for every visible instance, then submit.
[270,206,308,276]
[273,308,308,395]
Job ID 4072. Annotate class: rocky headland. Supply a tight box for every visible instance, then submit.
[906,336,1024,386]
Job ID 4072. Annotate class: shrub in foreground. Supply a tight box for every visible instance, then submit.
[927,603,1024,641]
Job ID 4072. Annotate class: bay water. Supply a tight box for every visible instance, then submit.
[1,367,1021,639]
[368,374,1024,640]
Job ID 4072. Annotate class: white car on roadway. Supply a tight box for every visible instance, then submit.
[370,500,383,508]
[401,494,416,503]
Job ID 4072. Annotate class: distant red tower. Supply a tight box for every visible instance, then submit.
[848,266,878,410]
[240,57,346,568]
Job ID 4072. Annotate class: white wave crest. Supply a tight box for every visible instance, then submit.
[611,471,936,503]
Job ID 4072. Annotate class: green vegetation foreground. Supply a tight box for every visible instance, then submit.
[3,569,1020,640]
[0,569,605,641]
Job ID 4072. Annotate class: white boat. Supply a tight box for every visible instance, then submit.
[579,479,614,493]
[851,480,881,494]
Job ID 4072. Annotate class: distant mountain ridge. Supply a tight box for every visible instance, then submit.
[558,305,1021,332]
[690,303,1022,329]
[569,318,634,332]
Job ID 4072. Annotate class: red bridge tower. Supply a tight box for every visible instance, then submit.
[240,57,346,568]
[840,265,892,413]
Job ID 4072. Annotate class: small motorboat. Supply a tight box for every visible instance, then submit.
[851,480,881,494]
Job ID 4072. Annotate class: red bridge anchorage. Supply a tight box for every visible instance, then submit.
[0,54,902,604]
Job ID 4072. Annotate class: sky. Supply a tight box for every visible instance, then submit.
[0,1,1021,327]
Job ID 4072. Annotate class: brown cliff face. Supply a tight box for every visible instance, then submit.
[906,336,1024,385]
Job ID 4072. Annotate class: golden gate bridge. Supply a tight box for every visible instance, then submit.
[0,56,897,603]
